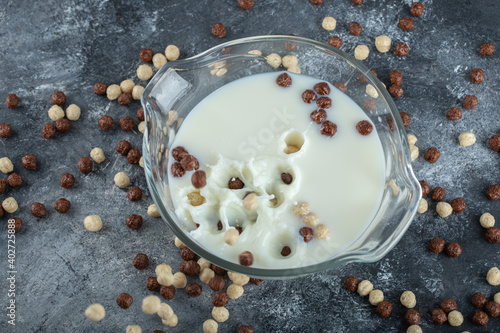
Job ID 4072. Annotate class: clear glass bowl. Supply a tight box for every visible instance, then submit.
[141,35,421,279]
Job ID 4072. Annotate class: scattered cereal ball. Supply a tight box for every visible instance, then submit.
[84,215,103,232]
[138,121,145,133]
[376,301,393,318]
[203,319,218,333]
[5,94,20,108]
[243,193,258,211]
[211,23,227,38]
[406,325,422,333]
[228,272,250,286]
[479,42,495,56]
[410,145,419,161]
[153,53,167,69]
[357,280,373,296]
[2,197,18,213]
[147,204,160,217]
[417,198,428,213]
[0,157,14,173]
[137,64,153,81]
[328,36,343,48]
[494,292,500,304]
[48,105,65,121]
[85,303,106,322]
[157,271,174,286]
[212,306,229,323]
[142,295,161,314]
[487,185,500,200]
[126,325,142,333]
[266,53,282,68]
[90,148,105,164]
[119,80,135,94]
[375,35,391,53]
[174,237,186,248]
[458,132,476,147]
[224,228,240,246]
[66,104,81,121]
[162,314,178,327]
[165,45,180,61]
[354,45,369,60]
[410,2,424,17]
[157,303,173,319]
[322,16,336,30]
[114,172,130,188]
[487,267,500,286]
[116,293,133,309]
[139,156,144,168]
[366,84,378,98]
[238,0,254,10]
[448,310,463,326]
[395,42,409,57]
[462,95,478,110]
[314,224,330,240]
[200,268,215,284]
[408,134,417,146]
[132,85,145,100]
[0,123,12,138]
[472,310,489,326]
[480,213,495,228]
[198,258,211,272]
[293,202,311,216]
[302,212,319,227]
[436,202,452,218]
[401,291,417,308]
[106,84,122,100]
[369,289,384,306]
[156,264,172,276]
[227,283,244,300]
[282,55,298,69]
[172,272,187,288]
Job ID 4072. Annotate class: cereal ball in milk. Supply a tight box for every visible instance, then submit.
[120,79,135,93]
[357,280,373,296]
[480,213,495,228]
[153,53,167,69]
[165,45,180,61]
[90,148,105,163]
[84,215,103,232]
[66,104,81,121]
[224,228,240,245]
[85,303,106,322]
[48,105,65,121]
[354,45,370,60]
[132,85,145,100]
[142,295,161,314]
[322,16,337,30]
[0,157,14,173]
[137,64,153,81]
[293,202,311,216]
[106,84,121,100]
[114,172,130,188]
[375,35,392,53]
[203,319,218,333]
[314,224,330,240]
[369,289,384,305]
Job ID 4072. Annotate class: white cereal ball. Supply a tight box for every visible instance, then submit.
[322,16,337,31]
[293,202,311,217]
[410,145,419,161]
[83,215,103,232]
[357,280,373,296]
[227,283,244,299]
[2,197,18,213]
[480,213,495,228]
[212,306,229,323]
[120,79,135,93]
[142,295,161,314]
[406,325,422,333]
[90,148,105,164]
[417,198,428,214]
[368,289,384,305]
[282,55,298,69]
[162,313,178,327]
[203,319,219,333]
[314,224,330,240]
[494,292,500,304]
[137,64,153,81]
[407,134,418,146]
[487,267,500,286]
[66,104,81,121]
[354,45,370,60]
[248,50,262,55]
[458,132,476,147]
[106,84,121,100]
[157,303,173,320]
[400,291,417,308]
[172,272,187,288]
[155,264,172,276]
[132,85,145,100]
[157,271,174,286]
[174,236,186,248]
[139,156,144,168]
[366,84,379,98]
[48,105,65,121]
[436,202,453,218]
[266,53,282,68]
[0,157,14,173]
[287,66,301,74]
[147,204,161,217]
[165,45,180,61]
[228,272,250,286]
[126,325,142,333]
[85,303,106,322]
[153,53,167,69]
[138,121,145,134]
[200,268,215,284]
[448,310,464,326]
[198,258,211,271]
[114,172,130,188]
[224,228,240,245]
[375,35,392,53]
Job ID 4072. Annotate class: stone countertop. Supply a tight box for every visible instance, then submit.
[1,0,500,332]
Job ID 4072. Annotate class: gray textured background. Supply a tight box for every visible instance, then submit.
[1,0,500,332]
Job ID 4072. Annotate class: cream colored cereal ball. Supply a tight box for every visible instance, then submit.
[0,157,14,174]
[155,264,172,276]
[66,104,81,121]
[458,132,476,147]
[138,121,145,133]
[172,272,187,288]
[357,280,373,296]
[293,202,311,216]
[417,198,428,214]
[139,156,144,168]
[287,66,301,74]
[212,306,229,323]
[406,325,422,333]
[322,16,337,31]
[314,224,330,240]
[400,291,417,308]
[302,213,319,227]
[174,236,186,248]
[375,35,392,53]
[407,134,418,146]
[203,319,219,333]
[166,110,178,126]
[200,268,215,284]
[106,84,121,100]
[282,55,298,69]
[137,64,153,81]
[366,84,379,98]
[368,289,384,305]
[142,295,161,314]
[147,204,160,217]
[480,213,495,228]
[126,325,142,333]
[243,193,258,211]
[132,85,145,100]
[224,228,240,245]
[228,272,250,286]
[494,292,500,304]
[2,197,18,213]
[90,147,105,164]
[410,145,419,161]
[436,202,453,218]
[162,314,178,327]
[114,172,130,188]
[266,53,282,68]
[84,215,103,232]
[48,105,65,121]
[248,50,262,55]
[198,258,211,271]
[120,79,135,93]
[227,284,244,299]
[165,45,180,61]
[157,303,173,320]
[157,271,174,286]
[354,45,370,60]
[448,310,464,326]
[487,267,500,286]
[85,303,105,322]
[153,53,167,69]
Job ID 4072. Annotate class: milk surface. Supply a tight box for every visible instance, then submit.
[167,72,385,269]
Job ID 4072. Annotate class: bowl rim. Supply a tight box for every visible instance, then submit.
[142,35,421,279]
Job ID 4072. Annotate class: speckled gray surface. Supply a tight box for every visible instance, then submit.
[1,0,500,332]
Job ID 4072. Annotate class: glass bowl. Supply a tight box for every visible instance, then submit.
[141,35,421,279]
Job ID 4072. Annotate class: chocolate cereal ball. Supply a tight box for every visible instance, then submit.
[472,310,489,326]
[429,238,445,253]
[116,140,132,156]
[328,36,342,48]
[479,42,495,56]
[446,107,462,121]
[440,298,457,313]
[127,149,141,164]
[116,293,133,309]
[485,227,500,243]
[180,247,196,261]
[212,23,226,38]
[463,95,478,110]
[78,157,93,173]
[388,84,404,98]
[389,70,403,85]
[146,277,161,292]
[60,173,75,189]
[431,187,445,202]
[137,108,145,122]
[487,185,500,200]
[7,173,22,187]
[117,93,133,106]
[127,186,143,202]
[445,242,462,258]
[395,43,409,57]
[5,94,20,108]
[238,0,254,10]
[419,180,430,197]
[180,260,200,275]
[140,48,154,62]
[55,118,71,133]
[423,147,440,163]
[485,301,500,317]
[489,135,500,151]
[132,253,149,269]
[94,82,107,95]
[51,91,66,106]
[432,308,448,324]
[410,3,424,17]
[399,17,415,31]
[119,116,135,131]
[186,283,203,297]
[31,202,46,217]
[376,301,393,318]
[451,198,466,213]
[349,22,362,36]
[470,68,484,84]
[22,154,37,171]
[472,292,487,308]
[160,285,176,299]
[9,217,22,233]
[54,198,71,213]
[42,123,56,139]
[211,292,229,306]
[238,326,254,333]
[404,309,421,325]
[98,115,114,131]
[0,179,6,194]
[0,123,12,138]
[209,276,225,292]
[126,214,143,230]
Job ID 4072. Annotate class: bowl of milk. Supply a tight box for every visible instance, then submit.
[141,35,421,278]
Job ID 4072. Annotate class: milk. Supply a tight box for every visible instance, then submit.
[167,72,385,269]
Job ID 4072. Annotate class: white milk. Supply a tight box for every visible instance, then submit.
[167,72,385,269]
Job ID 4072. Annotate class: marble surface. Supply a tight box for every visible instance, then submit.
[1,0,500,332]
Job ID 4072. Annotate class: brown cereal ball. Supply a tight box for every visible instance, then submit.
[180,260,200,275]
[310,109,327,124]
[316,96,332,109]
[212,23,226,38]
[472,310,489,326]
[431,187,445,202]
[180,247,196,261]
[0,178,6,194]
[376,301,393,318]
[132,253,149,269]
[472,292,487,308]
[276,73,292,88]
[470,68,484,84]
[328,36,343,48]
[5,94,20,108]
[140,48,154,62]
[55,118,71,133]
[94,82,107,96]
[7,173,22,187]
[127,186,143,202]
[126,214,143,230]
[423,147,440,163]
[440,298,457,313]
[117,93,133,106]
[98,115,114,131]
[349,22,362,36]
[211,292,229,307]
[227,177,243,190]
[310,0,323,5]
[60,173,75,188]
[302,90,317,104]
[345,276,359,292]
[313,82,331,96]
[209,276,226,292]
[462,95,478,110]
[54,198,71,213]
[321,121,337,137]
[238,0,254,10]
[116,140,132,156]
[160,285,176,300]
[31,202,46,217]
[389,70,403,85]
[485,227,500,243]
[395,43,409,57]
[180,155,199,171]
[446,107,462,121]
[185,283,202,297]
[0,123,12,138]
[485,301,500,317]
[399,17,415,31]
[351,0,363,5]
[172,146,189,162]
[405,309,421,325]
[119,116,135,131]
[127,149,141,164]
[238,326,254,333]
[400,112,410,127]
[451,198,466,213]
[211,264,227,275]
[42,123,56,139]
[445,242,462,258]
[489,135,500,151]
[429,238,445,253]
[388,84,404,98]
[51,91,66,106]
[137,108,145,122]
[116,293,133,309]
[432,308,448,324]
[171,163,185,178]
[479,42,495,56]
[299,227,314,242]
[419,180,430,197]
[239,251,254,266]
[356,120,373,135]
[487,185,500,200]
[146,276,161,292]
[78,157,93,174]
[410,3,424,16]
